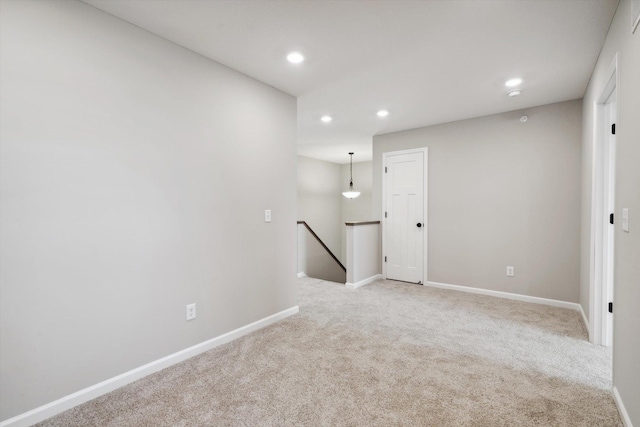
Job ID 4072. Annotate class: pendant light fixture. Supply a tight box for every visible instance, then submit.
[342,152,361,199]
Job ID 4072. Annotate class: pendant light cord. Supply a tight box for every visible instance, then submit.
[349,152,354,186]
[342,152,360,199]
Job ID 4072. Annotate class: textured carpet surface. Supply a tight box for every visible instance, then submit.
[37,278,621,426]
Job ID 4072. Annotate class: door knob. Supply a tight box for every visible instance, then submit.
[417,223,422,228]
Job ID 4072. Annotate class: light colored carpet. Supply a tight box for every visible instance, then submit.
[37,278,622,426]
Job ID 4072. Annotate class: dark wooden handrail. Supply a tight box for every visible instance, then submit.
[297,221,346,272]
[345,221,381,226]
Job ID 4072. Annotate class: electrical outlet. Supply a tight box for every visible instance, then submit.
[186,303,196,320]
[506,266,515,277]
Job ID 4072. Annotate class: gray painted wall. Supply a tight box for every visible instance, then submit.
[297,155,343,262]
[345,224,381,284]
[297,156,373,270]
[373,100,582,302]
[297,224,346,283]
[0,0,297,421]
[581,0,640,423]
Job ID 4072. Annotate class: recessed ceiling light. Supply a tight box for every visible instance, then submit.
[508,89,521,97]
[377,110,389,117]
[505,78,522,87]
[287,52,304,64]
[321,115,332,123]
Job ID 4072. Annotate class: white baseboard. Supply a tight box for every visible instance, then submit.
[297,272,307,278]
[346,274,382,290]
[425,281,582,311]
[613,386,634,427]
[578,303,590,339]
[0,306,299,427]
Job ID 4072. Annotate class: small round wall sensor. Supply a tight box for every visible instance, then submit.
[520,115,528,122]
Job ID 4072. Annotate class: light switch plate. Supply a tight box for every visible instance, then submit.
[264,209,272,223]
[622,208,629,232]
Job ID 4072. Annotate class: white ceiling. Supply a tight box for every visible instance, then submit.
[83,0,618,164]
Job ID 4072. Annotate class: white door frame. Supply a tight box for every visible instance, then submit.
[589,53,618,346]
[381,147,428,284]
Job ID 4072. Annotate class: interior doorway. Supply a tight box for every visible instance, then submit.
[591,56,617,347]
[602,91,616,347]
[382,148,428,284]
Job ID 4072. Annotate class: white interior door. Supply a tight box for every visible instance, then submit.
[592,65,617,347]
[384,149,426,284]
